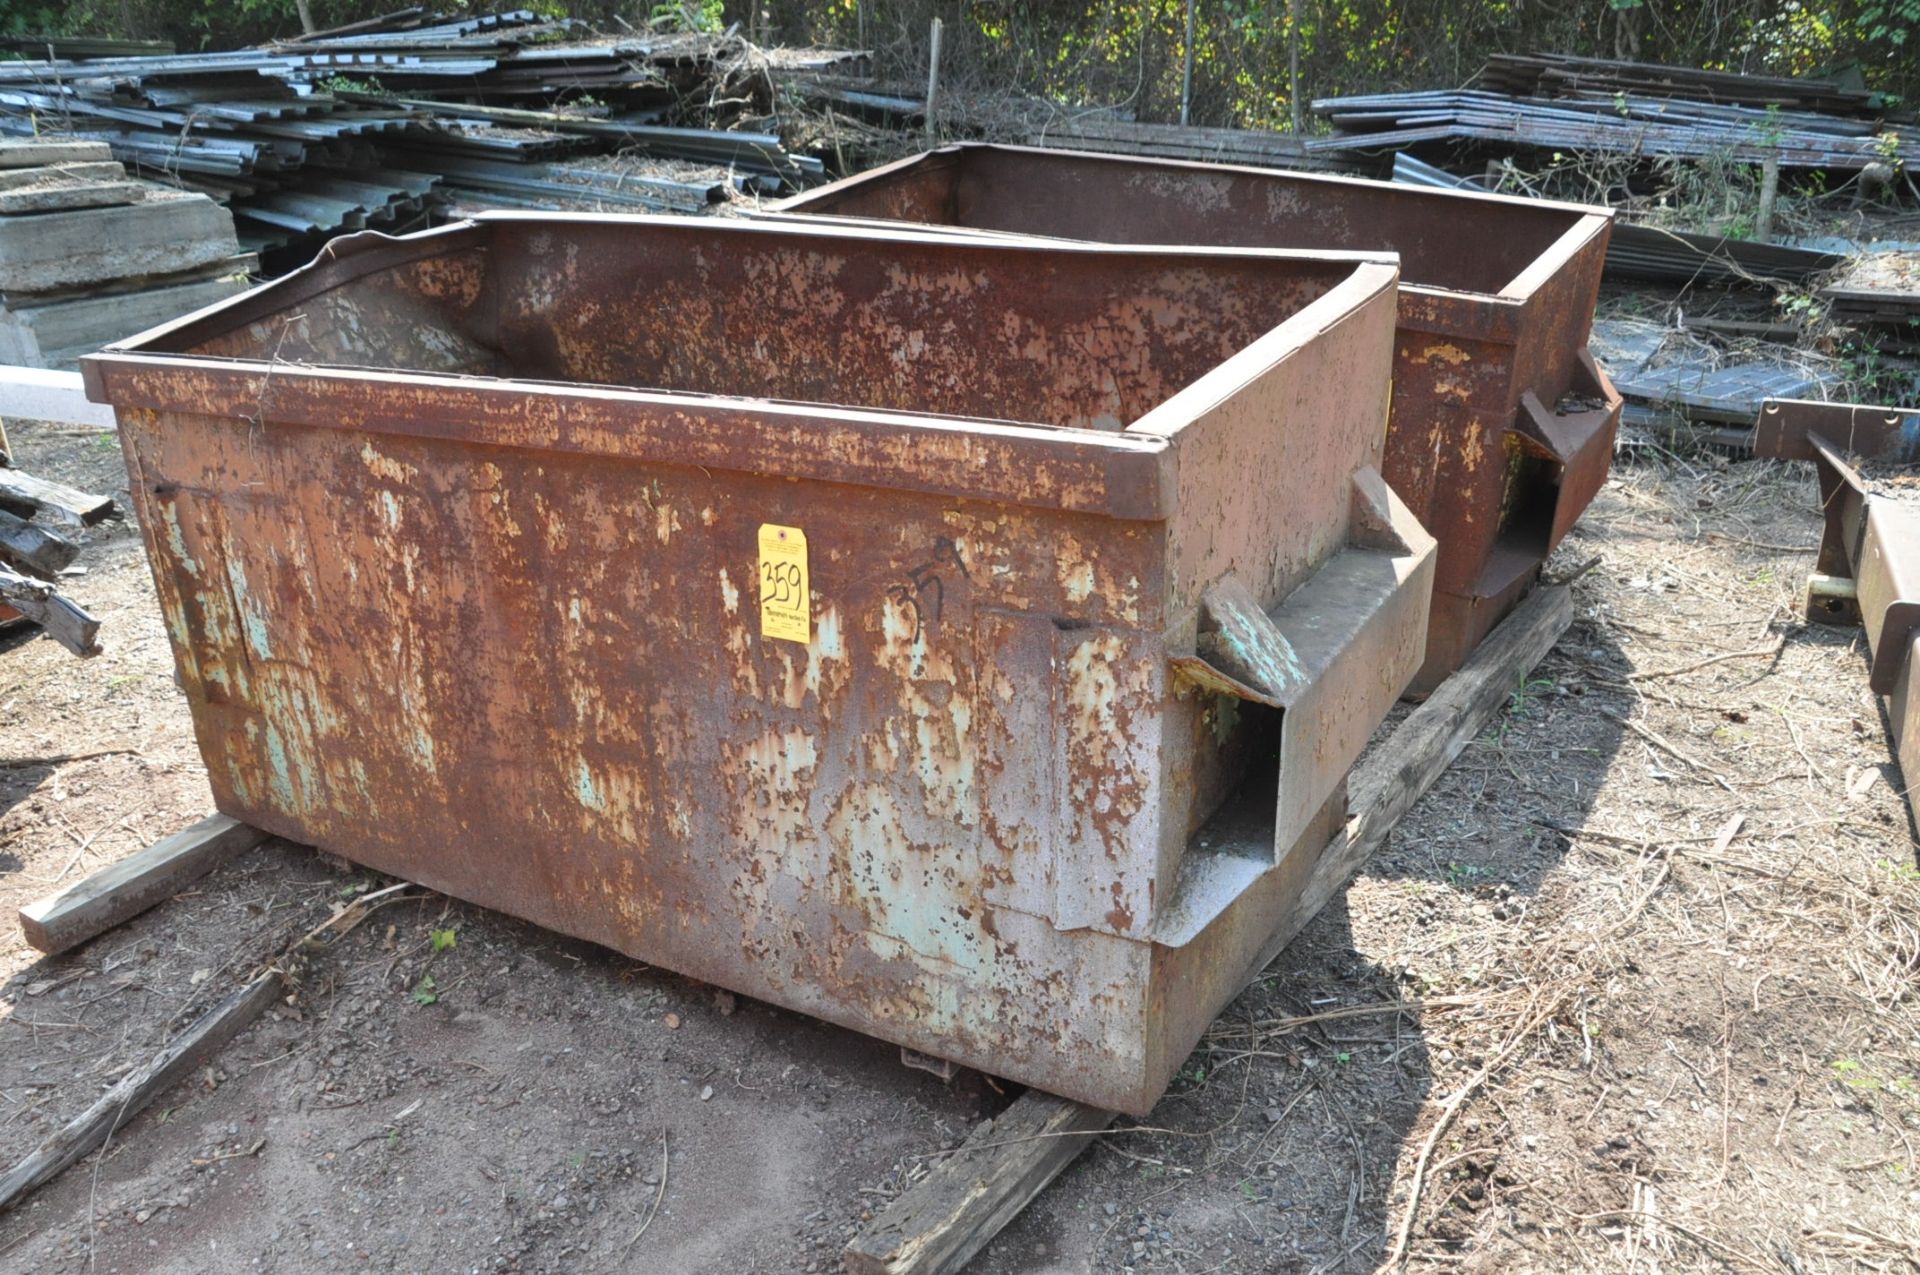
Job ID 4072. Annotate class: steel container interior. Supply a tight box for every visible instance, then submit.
[774,143,1621,690]
[84,212,1434,1114]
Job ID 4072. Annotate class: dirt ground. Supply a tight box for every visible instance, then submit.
[3,417,1919,1274]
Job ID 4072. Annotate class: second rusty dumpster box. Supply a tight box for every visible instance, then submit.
[775,143,1621,691]
[84,213,1434,1116]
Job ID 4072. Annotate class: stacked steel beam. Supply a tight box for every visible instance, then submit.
[1822,255,1920,354]
[1476,53,1891,117]
[1023,116,1358,174]
[1311,87,1916,170]
[0,11,847,271]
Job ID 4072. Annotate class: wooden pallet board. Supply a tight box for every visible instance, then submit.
[0,973,282,1214]
[19,814,270,953]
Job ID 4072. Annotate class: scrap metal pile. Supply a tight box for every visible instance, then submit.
[1304,53,1920,440]
[0,8,852,270]
[1473,52,1893,116]
[0,366,115,657]
[1821,252,1920,354]
[1313,76,1912,170]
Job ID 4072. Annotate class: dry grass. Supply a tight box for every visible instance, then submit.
[1347,454,1920,1273]
[970,453,1920,1274]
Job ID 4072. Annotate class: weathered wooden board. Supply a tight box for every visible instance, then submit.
[0,972,281,1213]
[844,1092,1118,1275]
[0,562,98,654]
[0,141,115,168]
[0,180,145,215]
[0,162,127,191]
[0,506,80,576]
[0,270,249,369]
[0,465,115,525]
[0,192,238,291]
[20,814,270,953]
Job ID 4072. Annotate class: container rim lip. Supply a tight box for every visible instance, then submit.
[780,140,1616,222]
[465,206,1401,267]
[83,351,1183,519]
[770,141,1614,304]
[86,349,1175,451]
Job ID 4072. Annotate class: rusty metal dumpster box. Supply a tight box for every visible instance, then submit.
[84,213,1434,1115]
[774,144,1620,690]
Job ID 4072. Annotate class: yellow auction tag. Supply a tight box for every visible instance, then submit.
[757,523,810,644]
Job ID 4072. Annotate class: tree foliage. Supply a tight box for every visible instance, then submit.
[757,0,1920,125]
[6,0,1920,123]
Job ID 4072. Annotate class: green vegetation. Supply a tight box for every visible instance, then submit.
[4,2,1916,124]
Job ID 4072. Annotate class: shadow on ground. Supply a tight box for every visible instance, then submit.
[0,596,1639,1274]
[0,761,53,841]
[965,608,1633,1274]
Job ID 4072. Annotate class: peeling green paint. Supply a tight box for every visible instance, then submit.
[225,557,272,660]
[159,504,200,576]
[577,760,605,811]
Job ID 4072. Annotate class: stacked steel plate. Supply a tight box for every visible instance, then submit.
[0,11,838,269]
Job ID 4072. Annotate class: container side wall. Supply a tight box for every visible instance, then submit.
[119,401,1192,1108]
[1149,268,1399,905]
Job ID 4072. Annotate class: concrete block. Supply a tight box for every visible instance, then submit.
[0,192,240,292]
[0,141,114,168]
[0,181,144,214]
[0,273,251,369]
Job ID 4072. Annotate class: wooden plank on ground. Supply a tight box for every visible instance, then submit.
[0,506,79,576]
[840,584,1577,1275]
[0,561,98,655]
[0,464,115,525]
[19,814,269,954]
[0,972,281,1214]
[844,1091,1118,1275]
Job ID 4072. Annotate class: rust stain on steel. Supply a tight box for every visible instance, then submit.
[773,143,1624,691]
[1753,397,1920,832]
[87,214,1433,1116]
